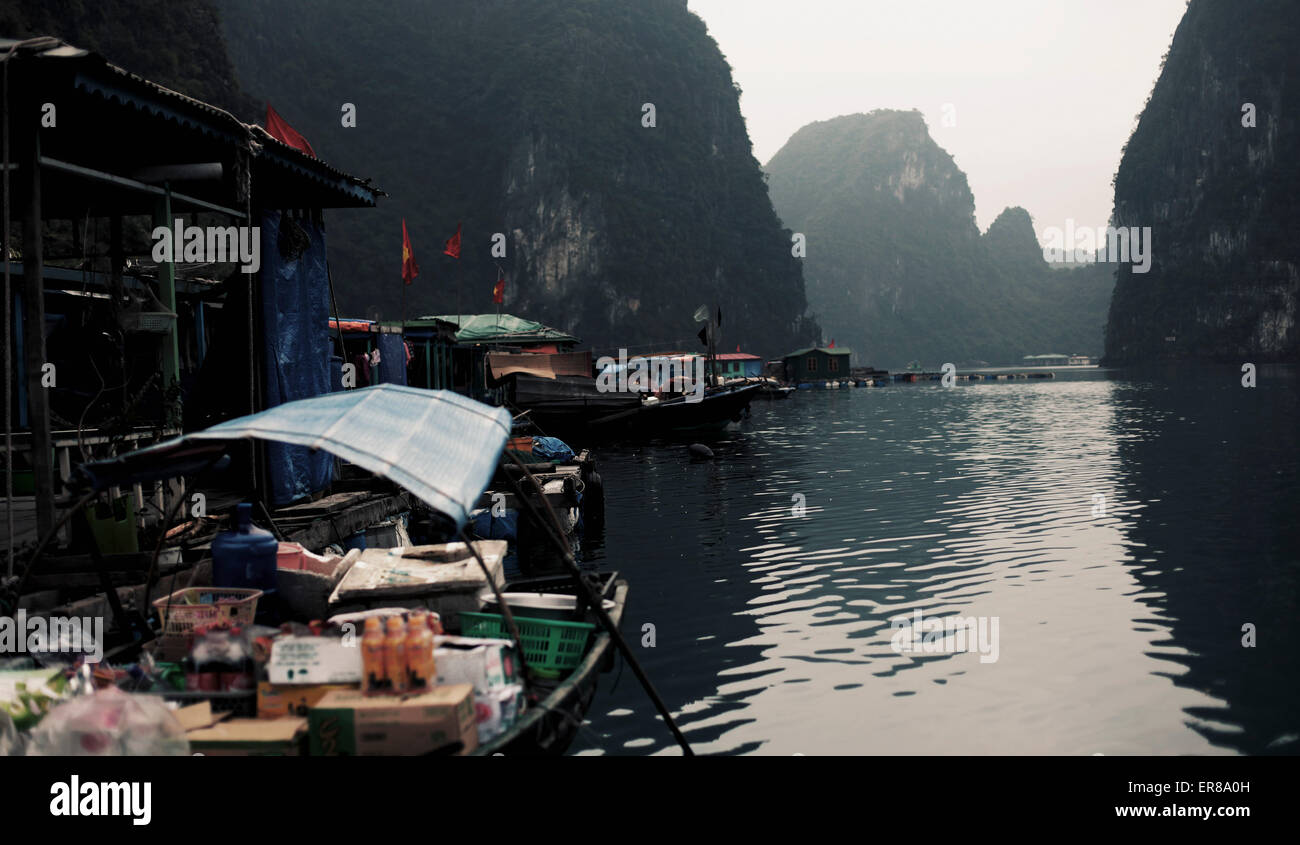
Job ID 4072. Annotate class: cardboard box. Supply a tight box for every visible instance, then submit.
[257,681,357,719]
[434,635,519,694]
[187,717,307,756]
[173,701,230,732]
[267,636,362,684]
[308,685,478,756]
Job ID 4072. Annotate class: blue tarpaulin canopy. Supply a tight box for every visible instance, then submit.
[75,385,513,528]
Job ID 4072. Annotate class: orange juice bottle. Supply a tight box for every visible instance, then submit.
[405,612,436,693]
[384,616,408,695]
[362,617,387,695]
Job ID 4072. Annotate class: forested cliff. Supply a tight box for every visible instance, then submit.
[1104,0,1299,364]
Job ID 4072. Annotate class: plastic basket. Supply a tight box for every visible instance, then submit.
[152,588,262,637]
[459,611,595,679]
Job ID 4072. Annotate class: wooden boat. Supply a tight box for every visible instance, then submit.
[589,382,760,435]
[31,386,680,756]
[472,576,627,755]
[745,378,794,399]
[503,372,641,433]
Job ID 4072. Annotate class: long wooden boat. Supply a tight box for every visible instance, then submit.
[589,382,760,435]
[502,373,641,434]
[472,577,627,755]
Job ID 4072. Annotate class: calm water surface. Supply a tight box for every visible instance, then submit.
[571,367,1299,755]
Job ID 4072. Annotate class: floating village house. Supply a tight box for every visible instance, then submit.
[715,352,762,380]
[419,313,582,403]
[783,346,852,383]
[2,37,381,565]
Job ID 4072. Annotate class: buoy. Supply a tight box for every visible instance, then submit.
[689,443,714,460]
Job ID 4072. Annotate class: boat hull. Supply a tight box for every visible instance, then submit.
[591,383,760,435]
[472,578,628,756]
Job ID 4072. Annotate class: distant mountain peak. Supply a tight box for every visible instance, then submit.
[983,206,1045,267]
[765,116,1109,367]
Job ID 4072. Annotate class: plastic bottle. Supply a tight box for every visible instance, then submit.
[362,617,387,695]
[222,627,256,692]
[384,616,408,695]
[204,627,235,693]
[191,627,227,693]
[182,625,206,691]
[211,503,280,625]
[405,612,436,693]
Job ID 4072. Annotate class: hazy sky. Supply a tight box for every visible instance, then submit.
[687,0,1187,240]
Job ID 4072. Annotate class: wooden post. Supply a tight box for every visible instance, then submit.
[153,186,180,391]
[21,129,53,538]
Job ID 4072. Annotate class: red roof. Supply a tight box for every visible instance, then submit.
[715,353,761,361]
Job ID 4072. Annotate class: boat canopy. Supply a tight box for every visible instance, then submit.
[487,350,593,381]
[72,385,512,528]
[420,313,580,346]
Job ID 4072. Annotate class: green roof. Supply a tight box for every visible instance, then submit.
[417,314,580,345]
[785,346,851,358]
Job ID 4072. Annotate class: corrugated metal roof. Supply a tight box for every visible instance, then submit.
[785,347,851,357]
[2,36,382,205]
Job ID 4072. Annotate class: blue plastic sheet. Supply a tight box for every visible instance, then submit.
[259,211,335,505]
[531,436,574,462]
[471,508,519,542]
[376,332,407,385]
[79,385,514,529]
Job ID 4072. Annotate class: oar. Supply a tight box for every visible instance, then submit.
[503,450,695,756]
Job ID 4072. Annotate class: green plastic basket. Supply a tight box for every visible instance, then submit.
[459,611,595,679]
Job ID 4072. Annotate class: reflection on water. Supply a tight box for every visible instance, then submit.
[572,367,1300,755]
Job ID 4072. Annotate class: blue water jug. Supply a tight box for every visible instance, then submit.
[212,503,279,624]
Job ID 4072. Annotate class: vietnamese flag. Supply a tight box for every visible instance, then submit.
[401,219,419,285]
[443,223,462,259]
[265,104,316,158]
[492,268,505,304]
[828,339,835,348]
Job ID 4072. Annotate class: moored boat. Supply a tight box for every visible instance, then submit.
[589,382,760,436]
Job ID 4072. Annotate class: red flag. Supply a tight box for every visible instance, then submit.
[443,223,462,259]
[401,219,419,285]
[265,104,316,158]
[736,344,740,353]
[828,339,835,348]
[492,268,505,304]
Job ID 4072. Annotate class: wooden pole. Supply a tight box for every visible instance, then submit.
[154,185,180,392]
[3,54,13,575]
[503,450,695,756]
[21,127,54,540]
